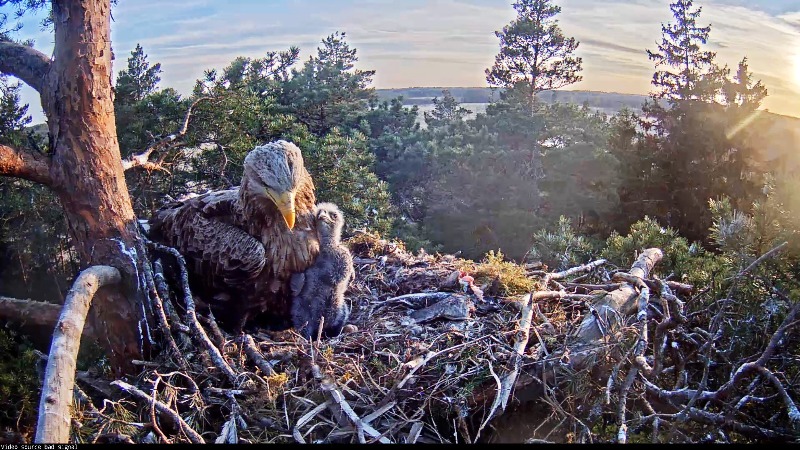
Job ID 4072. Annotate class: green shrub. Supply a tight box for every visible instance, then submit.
[0,327,42,435]
[528,215,597,270]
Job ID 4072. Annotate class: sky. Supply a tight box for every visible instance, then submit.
[5,0,800,123]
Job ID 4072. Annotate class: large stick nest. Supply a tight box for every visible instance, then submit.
[67,232,800,444]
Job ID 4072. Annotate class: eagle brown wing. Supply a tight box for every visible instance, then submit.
[150,189,266,285]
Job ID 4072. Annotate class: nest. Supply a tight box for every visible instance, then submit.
[65,234,800,444]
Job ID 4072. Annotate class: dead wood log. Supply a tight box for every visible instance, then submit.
[35,266,122,444]
[573,248,663,346]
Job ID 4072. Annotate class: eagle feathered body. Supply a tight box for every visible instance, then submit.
[149,141,319,330]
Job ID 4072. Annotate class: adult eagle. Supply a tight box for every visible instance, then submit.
[149,141,319,331]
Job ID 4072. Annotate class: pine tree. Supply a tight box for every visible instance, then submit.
[115,44,162,104]
[279,32,376,135]
[609,0,769,243]
[486,0,582,105]
[646,0,715,102]
[113,45,188,215]
[424,90,471,128]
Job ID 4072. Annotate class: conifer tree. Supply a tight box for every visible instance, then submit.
[610,0,769,243]
[115,44,162,104]
[486,0,582,105]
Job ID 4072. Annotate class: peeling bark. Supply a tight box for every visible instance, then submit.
[573,248,664,344]
[0,0,150,374]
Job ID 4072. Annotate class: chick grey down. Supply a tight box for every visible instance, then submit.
[290,202,354,339]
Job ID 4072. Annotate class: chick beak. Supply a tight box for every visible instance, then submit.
[274,191,296,230]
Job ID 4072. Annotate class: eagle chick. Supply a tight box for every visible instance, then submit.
[290,202,354,340]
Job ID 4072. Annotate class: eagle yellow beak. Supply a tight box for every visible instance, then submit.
[271,190,296,230]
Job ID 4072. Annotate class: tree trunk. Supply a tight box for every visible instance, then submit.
[44,0,150,375]
[0,0,150,374]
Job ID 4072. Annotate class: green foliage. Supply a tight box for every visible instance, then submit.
[114,45,191,216]
[486,0,583,96]
[539,103,619,230]
[278,32,376,136]
[176,34,400,238]
[602,216,724,287]
[529,216,596,270]
[115,44,162,104]
[0,76,76,300]
[458,250,535,296]
[423,90,471,128]
[0,328,41,434]
[304,129,394,235]
[609,0,769,243]
[646,0,715,102]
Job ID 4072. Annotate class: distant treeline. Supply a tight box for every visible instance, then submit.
[376,87,648,110]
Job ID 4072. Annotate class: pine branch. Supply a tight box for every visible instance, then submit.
[0,40,51,93]
[0,143,53,185]
[121,97,211,172]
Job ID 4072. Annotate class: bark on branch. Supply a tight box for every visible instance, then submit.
[121,97,211,172]
[0,296,96,338]
[0,40,52,93]
[35,265,122,444]
[0,144,53,185]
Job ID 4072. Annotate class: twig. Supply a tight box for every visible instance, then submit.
[121,97,211,172]
[111,380,204,443]
[143,260,189,371]
[147,241,238,384]
[240,334,276,376]
[320,378,392,443]
[476,291,536,438]
[549,259,607,280]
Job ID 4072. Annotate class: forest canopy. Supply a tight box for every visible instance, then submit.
[0,0,798,445]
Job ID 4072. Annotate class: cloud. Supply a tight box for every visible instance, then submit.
[6,0,800,122]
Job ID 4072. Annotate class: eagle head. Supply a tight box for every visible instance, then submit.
[314,202,344,244]
[243,140,307,229]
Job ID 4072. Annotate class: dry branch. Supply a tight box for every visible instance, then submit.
[60,237,797,444]
[142,264,189,371]
[111,380,204,443]
[122,97,211,172]
[320,378,392,444]
[549,258,607,280]
[147,241,238,384]
[240,334,276,376]
[0,296,92,335]
[476,291,536,441]
[35,266,122,444]
[573,248,663,345]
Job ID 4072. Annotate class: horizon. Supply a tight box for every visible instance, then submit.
[4,0,800,123]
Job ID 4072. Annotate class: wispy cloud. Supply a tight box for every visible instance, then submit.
[5,0,800,122]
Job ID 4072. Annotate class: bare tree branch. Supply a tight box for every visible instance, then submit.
[0,40,52,93]
[121,97,212,172]
[35,266,122,444]
[0,143,52,185]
